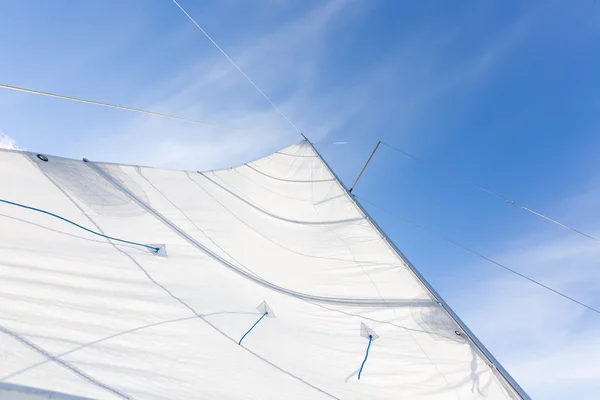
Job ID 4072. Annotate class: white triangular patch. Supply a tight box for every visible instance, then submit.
[257,301,275,318]
[360,322,378,340]
[148,244,168,258]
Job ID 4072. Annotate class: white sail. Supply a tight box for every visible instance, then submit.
[0,141,523,399]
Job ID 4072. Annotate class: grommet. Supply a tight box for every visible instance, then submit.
[454,330,462,336]
[37,154,49,162]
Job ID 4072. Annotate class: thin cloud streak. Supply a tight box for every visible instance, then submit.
[0,131,21,150]
[83,0,368,170]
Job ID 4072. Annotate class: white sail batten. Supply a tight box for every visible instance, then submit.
[0,142,522,399]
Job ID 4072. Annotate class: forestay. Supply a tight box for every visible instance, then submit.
[0,141,522,399]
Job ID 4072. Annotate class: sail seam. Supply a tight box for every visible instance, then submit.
[78,161,340,399]
[83,158,432,308]
[234,168,324,203]
[198,171,363,225]
[135,167,258,277]
[275,151,318,158]
[185,171,392,267]
[245,163,335,183]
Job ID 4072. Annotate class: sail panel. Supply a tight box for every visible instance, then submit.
[0,143,520,399]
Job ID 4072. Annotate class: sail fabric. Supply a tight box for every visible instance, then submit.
[0,142,520,399]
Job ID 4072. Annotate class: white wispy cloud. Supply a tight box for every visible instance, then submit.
[76,0,365,170]
[82,0,531,172]
[453,191,600,399]
[0,131,21,150]
[0,0,530,171]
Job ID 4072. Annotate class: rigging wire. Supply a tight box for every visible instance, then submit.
[0,83,271,133]
[381,142,600,244]
[170,0,303,137]
[354,195,600,316]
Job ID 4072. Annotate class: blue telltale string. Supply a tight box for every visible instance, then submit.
[358,334,373,380]
[0,199,159,253]
[238,312,268,345]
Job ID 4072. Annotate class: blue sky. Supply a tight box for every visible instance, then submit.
[1,0,600,398]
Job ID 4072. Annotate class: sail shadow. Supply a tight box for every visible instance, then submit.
[2,311,259,381]
[345,368,360,383]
